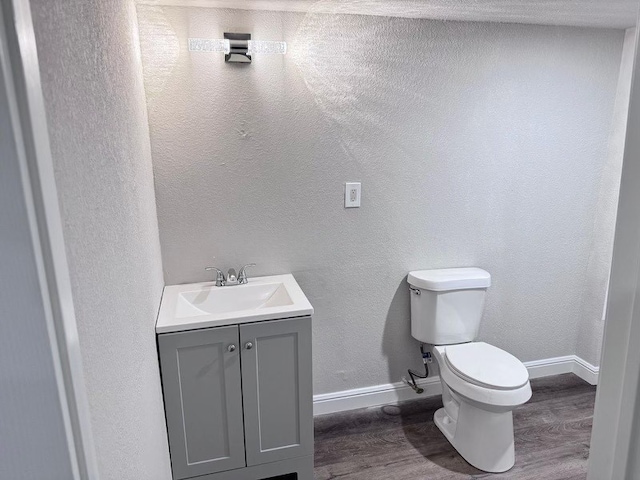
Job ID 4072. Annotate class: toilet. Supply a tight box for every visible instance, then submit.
[408,267,531,473]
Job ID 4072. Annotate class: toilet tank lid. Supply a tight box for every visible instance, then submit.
[408,267,491,291]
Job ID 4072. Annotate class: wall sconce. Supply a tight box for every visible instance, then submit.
[188,33,287,64]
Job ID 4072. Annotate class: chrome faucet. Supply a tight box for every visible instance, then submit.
[226,268,237,284]
[204,263,256,286]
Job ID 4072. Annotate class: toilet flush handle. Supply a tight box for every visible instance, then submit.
[409,286,421,295]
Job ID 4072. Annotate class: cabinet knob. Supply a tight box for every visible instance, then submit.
[245,342,254,350]
[227,344,236,353]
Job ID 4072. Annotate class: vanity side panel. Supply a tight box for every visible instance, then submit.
[158,326,245,479]
[240,316,313,466]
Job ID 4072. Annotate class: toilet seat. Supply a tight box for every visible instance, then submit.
[444,342,529,390]
[432,344,532,408]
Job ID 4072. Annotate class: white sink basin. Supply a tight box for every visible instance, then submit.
[156,274,313,333]
[176,282,293,317]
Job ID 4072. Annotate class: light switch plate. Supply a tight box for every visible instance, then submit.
[345,182,361,208]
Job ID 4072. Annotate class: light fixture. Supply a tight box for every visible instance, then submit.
[188,33,286,64]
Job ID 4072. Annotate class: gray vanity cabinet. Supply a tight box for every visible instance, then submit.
[158,325,246,480]
[240,317,313,466]
[158,316,313,480]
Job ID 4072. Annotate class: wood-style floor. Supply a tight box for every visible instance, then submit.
[314,374,596,480]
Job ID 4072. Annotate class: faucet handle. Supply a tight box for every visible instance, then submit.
[238,263,256,284]
[205,266,226,286]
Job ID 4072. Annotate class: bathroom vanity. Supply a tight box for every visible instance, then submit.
[156,274,314,480]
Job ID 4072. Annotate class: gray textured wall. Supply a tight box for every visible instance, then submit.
[31,1,172,479]
[138,6,624,394]
[0,41,74,480]
[575,27,635,367]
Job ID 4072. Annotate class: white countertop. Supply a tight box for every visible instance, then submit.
[156,274,314,334]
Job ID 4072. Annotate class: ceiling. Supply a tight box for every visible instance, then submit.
[136,0,639,29]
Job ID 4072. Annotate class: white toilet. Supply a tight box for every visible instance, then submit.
[408,267,531,473]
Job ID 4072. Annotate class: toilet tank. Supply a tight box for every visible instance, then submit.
[407,268,491,345]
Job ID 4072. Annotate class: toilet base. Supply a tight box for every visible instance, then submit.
[434,403,515,473]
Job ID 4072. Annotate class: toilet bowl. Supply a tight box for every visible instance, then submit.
[432,342,531,473]
[407,268,531,473]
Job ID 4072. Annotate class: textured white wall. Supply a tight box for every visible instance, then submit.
[31,1,172,479]
[575,27,636,367]
[138,6,624,394]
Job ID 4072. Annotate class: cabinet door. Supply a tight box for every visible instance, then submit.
[240,317,313,466]
[158,326,245,479]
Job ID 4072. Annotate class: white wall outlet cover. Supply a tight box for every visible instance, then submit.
[345,182,361,208]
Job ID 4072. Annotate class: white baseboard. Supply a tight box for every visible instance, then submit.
[524,355,575,379]
[313,376,443,416]
[572,356,600,385]
[313,354,599,416]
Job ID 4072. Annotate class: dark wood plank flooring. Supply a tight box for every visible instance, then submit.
[314,374,596,480]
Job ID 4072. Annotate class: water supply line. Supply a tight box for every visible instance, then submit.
[403,344,431,394]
